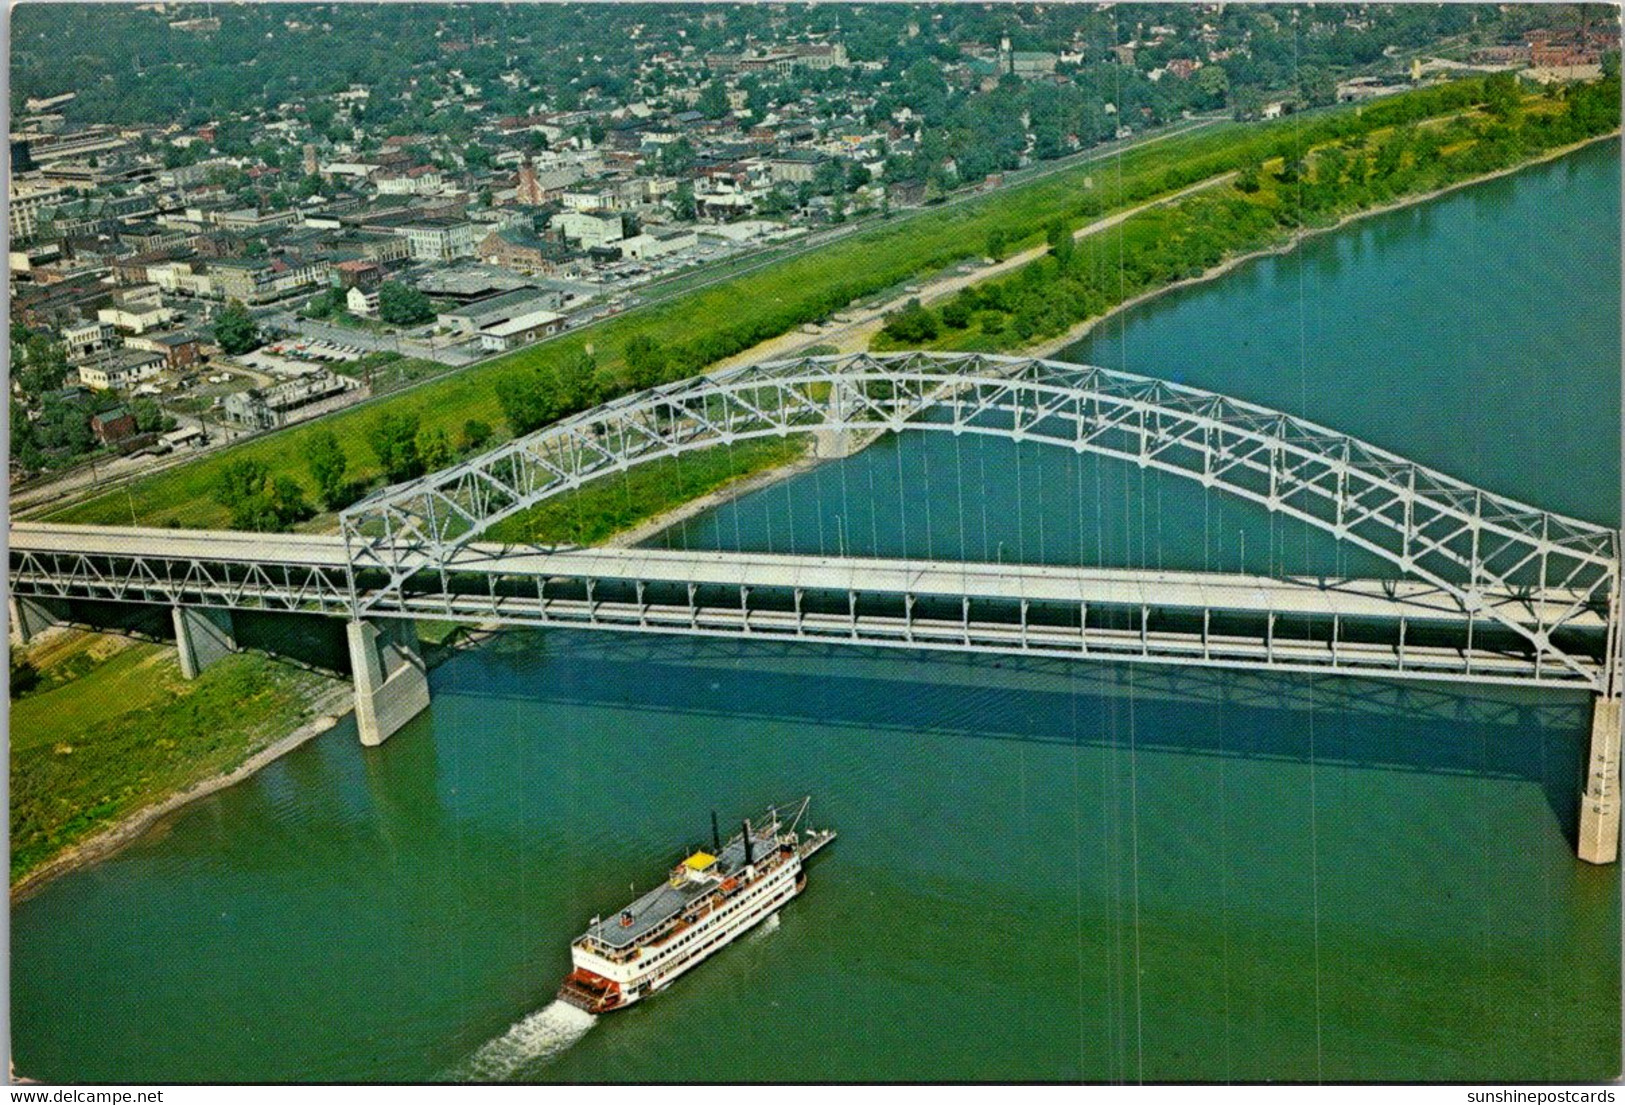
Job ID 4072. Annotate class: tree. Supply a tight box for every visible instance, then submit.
[671,181,697,222]
[986,228,1009,261]
[13,336,70,400]
[212,458,310,532]
[553,351,600,414]
[880,298,940,343]
[940,298,972,329]
[367,410,423,482]
[214,299,261,356]
[1047,218,1075,268]
[460,419,493,453]
[130,398,172,434]
[9,653,40,699]
[377,281,435,326]
[301,287,346,320]
[494,368,558,435]
[624,335,668,389]
[417,426,454,471]
[697,80,730,120]
[35,396,94,455]
[306,429,351,509]
[1195,64,1230,109]
[1297,66,1337,109]
[1483,72,1521,118]
[10,399,42,471]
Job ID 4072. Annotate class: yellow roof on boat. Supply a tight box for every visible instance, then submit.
[683,851,717,871]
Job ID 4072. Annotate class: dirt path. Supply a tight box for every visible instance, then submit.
[710,170,1240,370]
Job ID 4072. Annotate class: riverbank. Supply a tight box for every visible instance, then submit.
[1024,129,1622,361]
[10,642,351,901]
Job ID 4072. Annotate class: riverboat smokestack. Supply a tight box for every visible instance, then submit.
[742,820,754,867]
[712,810,721,854]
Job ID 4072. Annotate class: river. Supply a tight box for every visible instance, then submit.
[11,139,1620,1084]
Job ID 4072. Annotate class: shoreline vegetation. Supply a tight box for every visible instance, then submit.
[9,634,349,897]
[45,75,1610,533]
[1023,127,1621,361]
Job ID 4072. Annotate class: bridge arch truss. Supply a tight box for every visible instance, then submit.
[341,351,1622,693]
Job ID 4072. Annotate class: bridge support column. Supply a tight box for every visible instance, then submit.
[172,606,236,680]
[347,618,430,747]
[1578,696,1621,864]
[9,596,69,644]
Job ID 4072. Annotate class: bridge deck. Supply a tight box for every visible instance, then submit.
[10,522,1602,629]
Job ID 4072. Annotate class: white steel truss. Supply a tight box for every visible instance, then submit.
[341,352,1623,693]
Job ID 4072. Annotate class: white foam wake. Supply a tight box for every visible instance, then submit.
[746,912,781,941]
[454,1000,596,1081]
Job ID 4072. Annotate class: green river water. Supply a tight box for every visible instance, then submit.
[11,139,1621,1083]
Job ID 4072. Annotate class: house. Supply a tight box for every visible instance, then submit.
[210,207,301,233]
[223,371,368,430]
[207,256,332,303]
[477,226,573,274]
[97,286,175,334]
[335,259,385,290]
[347,286,381,317]
[477,307,566,352]
[124,330,202,370]
[1011,51,1059,77]
[78,349,165,391]
[438,287,567,336]
[768,151,825,184]
[9,180,66,241]
[415,264,538,303]
[553,209,625,249]
[619,226,699,261]
[90,405,140,445]
[61,319,119,362]
[387,216,481,262]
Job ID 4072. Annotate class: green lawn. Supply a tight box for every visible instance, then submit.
[486,436,808,547]
[10,638,342,884]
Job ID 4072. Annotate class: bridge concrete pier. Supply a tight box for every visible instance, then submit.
[9,596,69,644]
[1578,696,1621,864]
[172,606,236,679]
[347,618,430,747]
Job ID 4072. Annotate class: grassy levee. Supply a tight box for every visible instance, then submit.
[47,79,1509,531]
[10,638,341,884]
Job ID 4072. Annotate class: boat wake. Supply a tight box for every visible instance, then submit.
[746,913,780,942]
[452,1001,596,1082]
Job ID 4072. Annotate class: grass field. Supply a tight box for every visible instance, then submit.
[485,436,807,547]
[10,635,341,884]
[45,80,1521,531]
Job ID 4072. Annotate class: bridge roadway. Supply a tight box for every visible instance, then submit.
[9,522,1608,689]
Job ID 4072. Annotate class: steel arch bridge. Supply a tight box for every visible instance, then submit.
[342,351,1623,696]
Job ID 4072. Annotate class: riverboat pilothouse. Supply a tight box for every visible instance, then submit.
[557,799,835,1014]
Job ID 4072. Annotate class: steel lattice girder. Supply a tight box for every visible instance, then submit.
[9,547,353,614]
[337,351,1617,685]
